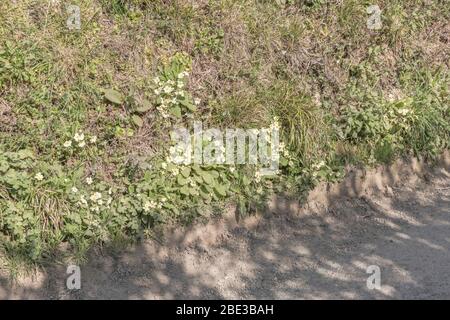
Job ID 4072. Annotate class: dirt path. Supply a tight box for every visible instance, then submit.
[1,159,450,299]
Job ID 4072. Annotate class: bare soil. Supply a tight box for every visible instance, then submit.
[1,153,449,299]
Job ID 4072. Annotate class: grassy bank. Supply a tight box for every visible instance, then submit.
[0,0,448,268]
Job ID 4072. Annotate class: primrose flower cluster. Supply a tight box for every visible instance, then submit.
[34,172,44,181]
[305,160,343,185]
[71,176,113,213]
[253,117,286,182]
[63,131,97,149]
[153,71,200,119]
[141,194,169,214]
[160,162,199,188]
[143,199,162,212]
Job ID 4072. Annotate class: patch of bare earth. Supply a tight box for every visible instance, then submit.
[1,152,449,299]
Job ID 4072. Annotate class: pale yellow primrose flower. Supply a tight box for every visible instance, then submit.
[35,172,44,181]
[80,195,88,205]
[90,192,102,202]
[164,86,174,94]
[74,132,84,142]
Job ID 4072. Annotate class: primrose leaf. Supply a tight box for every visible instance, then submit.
[104,89,123,105]
[135,100,152,113]
[131,115,144,127]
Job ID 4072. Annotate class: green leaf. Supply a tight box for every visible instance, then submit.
[177,175,188,186]
[17,149,34,160]
[104,89,123,105]
[189,187,199,196]
[180,98,196,112]
[200,190,211,200]
[131,115,143,127]
[192,164,202,175]
[166,163,176,171]
[194,175,203,184]
[210,170,219,178]
[170,105,182,118]
[214,184,227,197]
[0,160,9,173]
[181,167,191,178]
[180,185,190,195]
[135,100,152,113]
[201,172,214,185]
